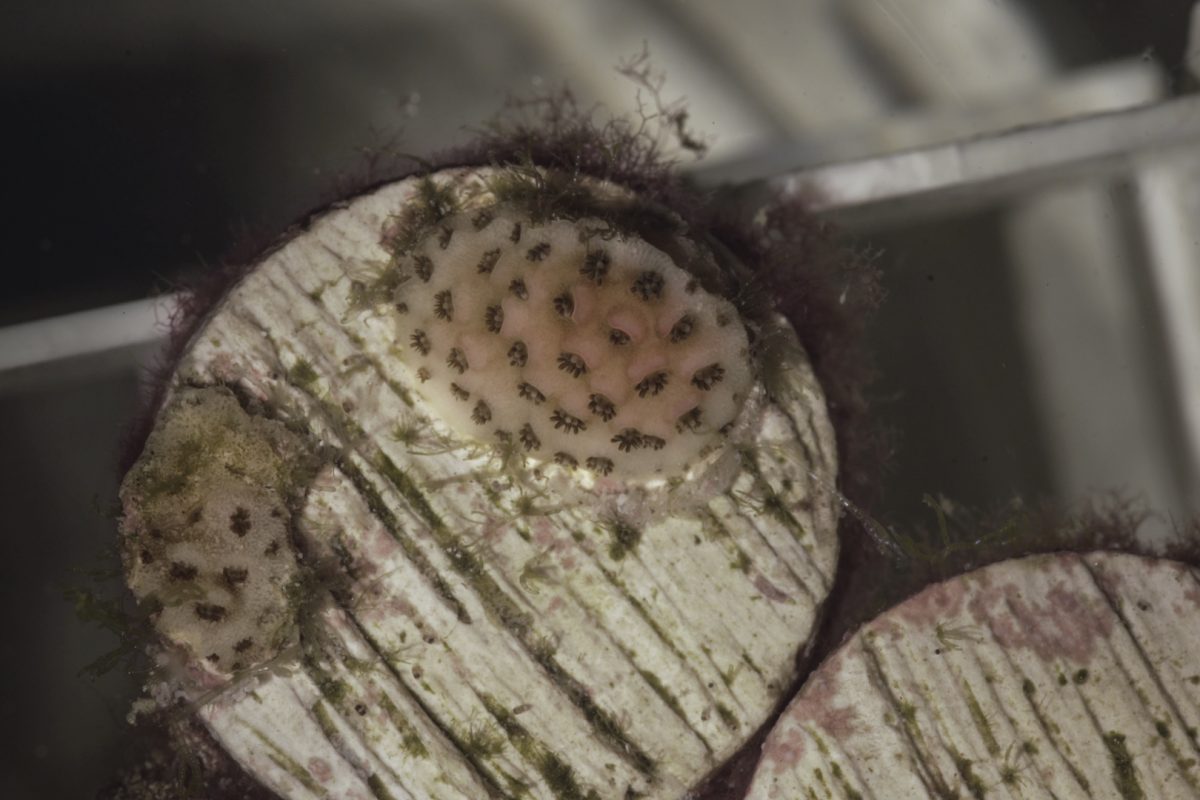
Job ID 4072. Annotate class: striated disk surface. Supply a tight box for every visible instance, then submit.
[748,551,1200,800]
[120,168,841,800]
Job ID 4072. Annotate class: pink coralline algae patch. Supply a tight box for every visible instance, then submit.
[754,574,792,603]
[967,578,1115,664]
[479,515,509,543]
[895,578,968,628]
[592,477,624,495]
[761,726,807,774]
[206,352,248,385]
[187,659,234,692]
[783,650,860,742]
[531,518,558,547]
[307,757,333,783]
[524,515,582,570]
[379,594,417,620]
[349,528,406,583]
[865,617,903,642]
[1085,554,1129,595]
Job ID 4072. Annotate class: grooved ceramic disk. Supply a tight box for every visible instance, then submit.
[748,551,1200,800]
[121,169,842,799]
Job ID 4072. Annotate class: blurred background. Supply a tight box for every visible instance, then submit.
[3,1,1199,796]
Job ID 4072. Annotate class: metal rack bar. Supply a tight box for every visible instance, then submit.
[726,94,1200,217]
